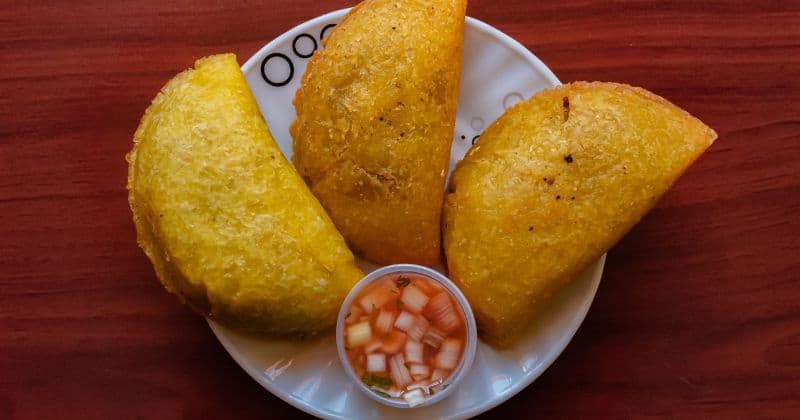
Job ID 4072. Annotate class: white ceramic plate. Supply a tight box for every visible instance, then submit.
[209,9,606,419]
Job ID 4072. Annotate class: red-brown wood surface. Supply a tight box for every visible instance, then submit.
[1,0,799,418]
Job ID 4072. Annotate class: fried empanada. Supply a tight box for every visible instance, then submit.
[127,54,363,337]
[291,0,467,266]
[443,82,717,347]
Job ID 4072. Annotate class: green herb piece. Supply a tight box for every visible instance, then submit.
[372,388,391,398]
[345,312,351,319]
[395,276,411,288]
[396,299,404,310]
[362,373,393,389]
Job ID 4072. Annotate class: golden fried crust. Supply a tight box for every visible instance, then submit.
[127,54,363,337]
[443,82,717,347]
[291,0,467,266]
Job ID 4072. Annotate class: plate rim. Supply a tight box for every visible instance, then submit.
[213,8,604,419]
[240,9,562,92]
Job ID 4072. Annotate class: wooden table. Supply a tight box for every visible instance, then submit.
[2,0,798,418]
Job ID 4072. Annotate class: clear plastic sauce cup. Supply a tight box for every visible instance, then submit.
[336,264,477,408]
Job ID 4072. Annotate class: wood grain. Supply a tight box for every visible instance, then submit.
[1,0,799,418]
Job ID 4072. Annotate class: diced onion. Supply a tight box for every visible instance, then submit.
[390,354,412,388]
[427,292,460,333]
[422,327,445,349]
[402,388,426,407]
[409,363,430,380]
[347,321,371,347]
[401,285,430,313]
[375,310,396,333]
[441,338,462,354]
[436,351,459,370]
[405,340,423,364]
[435,338,462,370]
[366,353,386,373]
[407,315,429,341]
[394,311,416,332]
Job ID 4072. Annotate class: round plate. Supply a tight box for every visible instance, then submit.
[209,9,606,419]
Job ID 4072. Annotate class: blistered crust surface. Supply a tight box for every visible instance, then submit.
[443,82,717,347]
[127,54,363,336]
[291,0,467,266]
